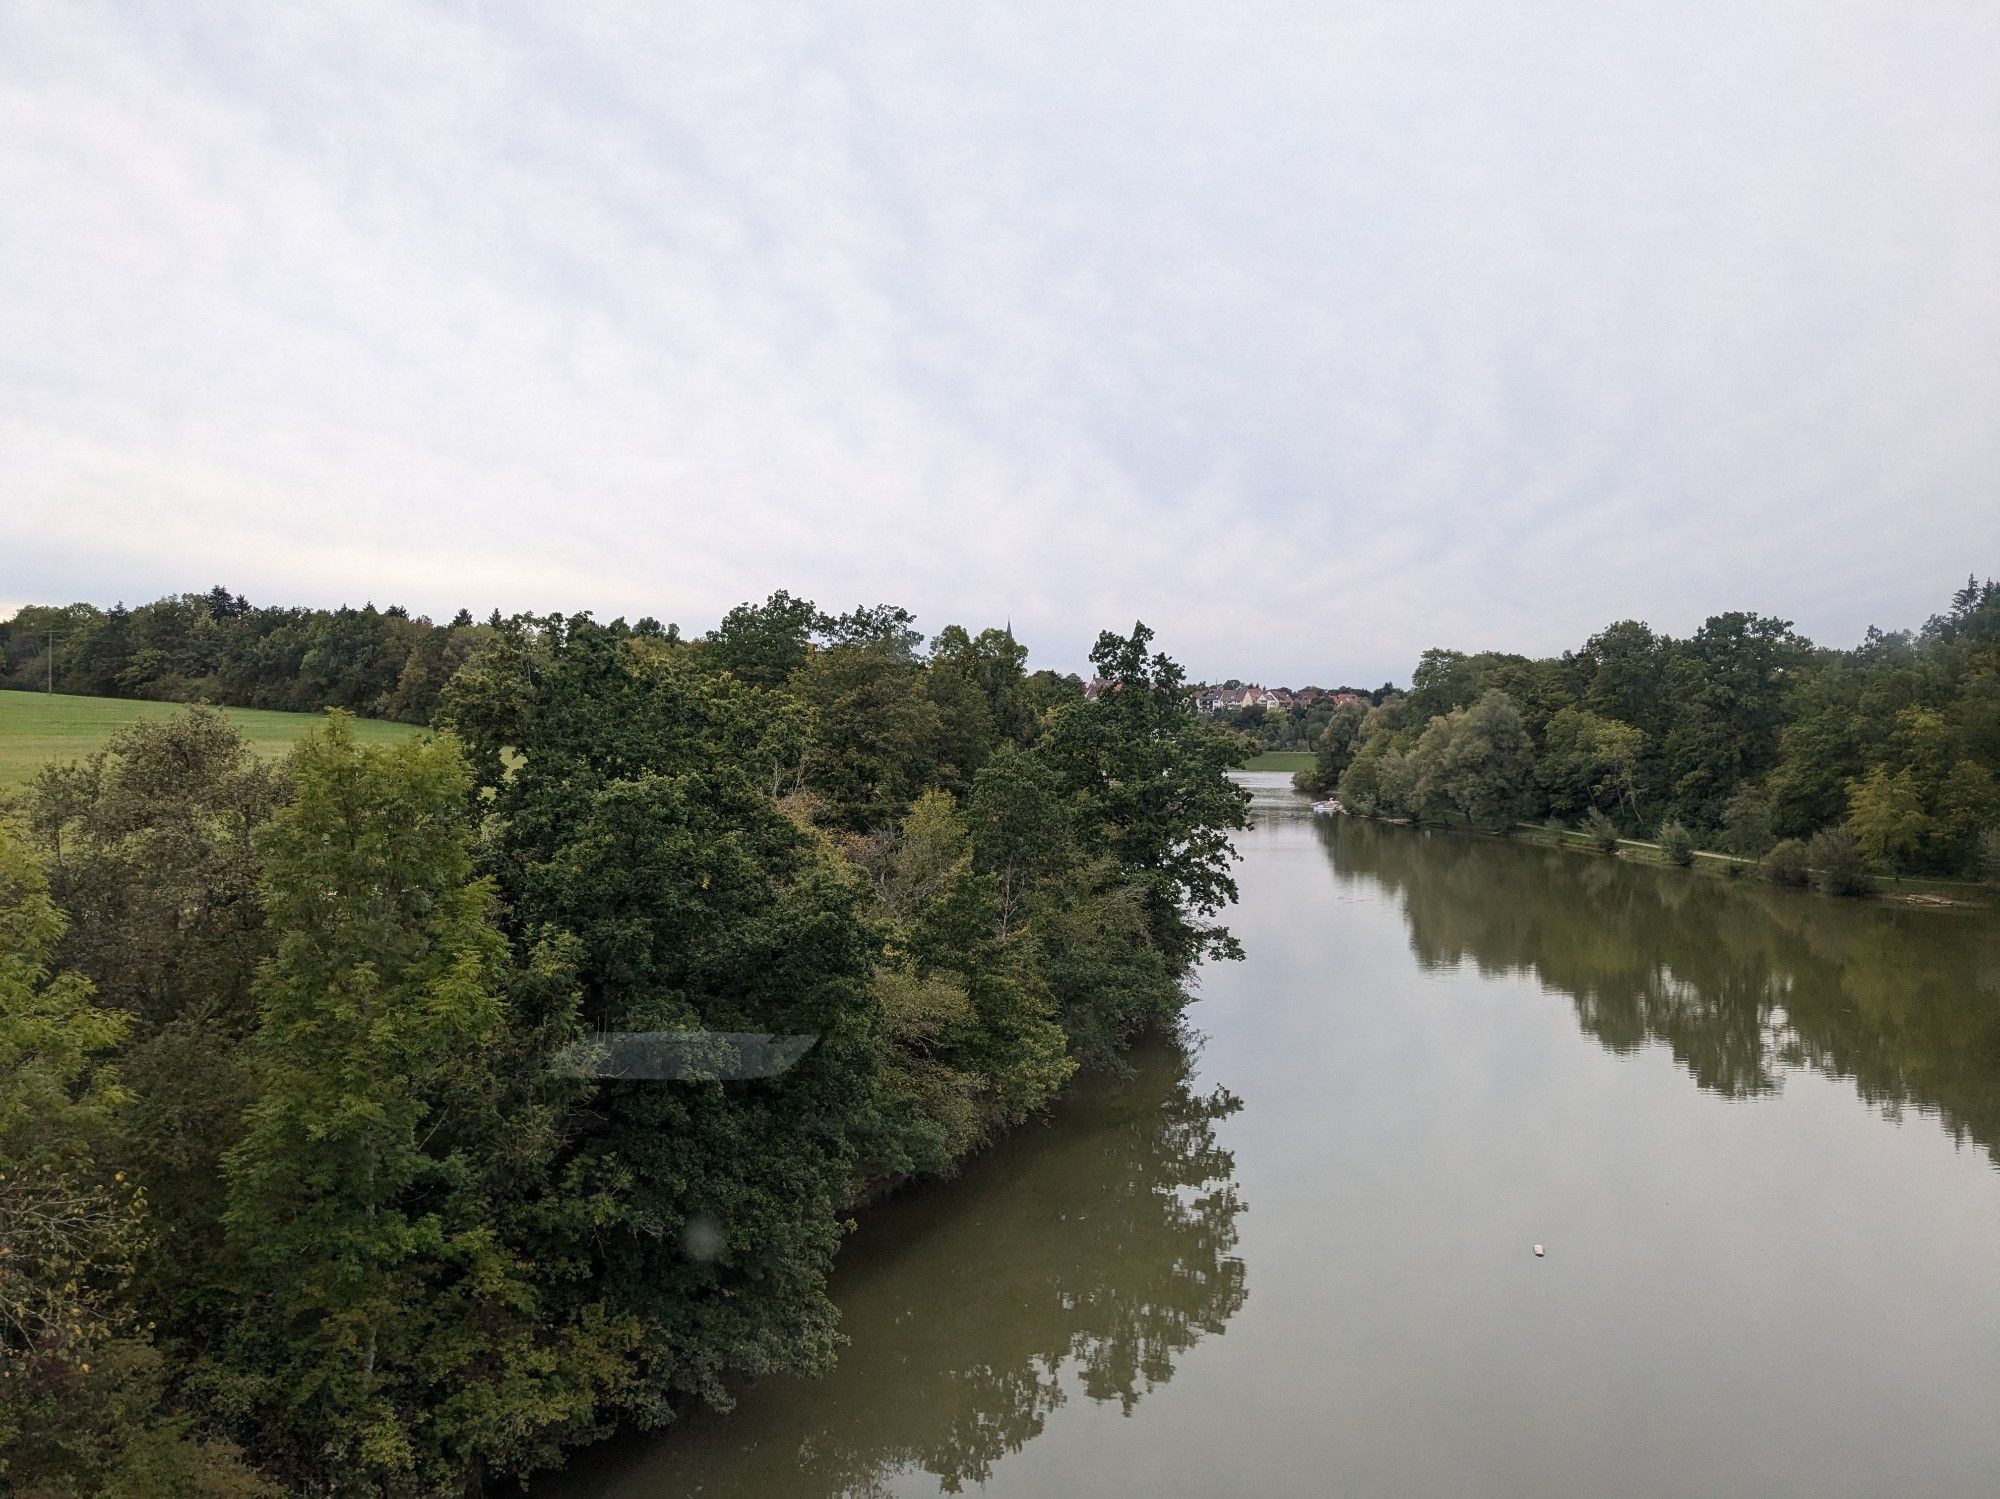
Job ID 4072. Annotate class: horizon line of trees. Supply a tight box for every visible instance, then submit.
[0,596,1249,1496]
[1296,578,2000,883]
[2,588,491,723]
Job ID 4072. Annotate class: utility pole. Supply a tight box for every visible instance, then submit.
[40,629,60,694]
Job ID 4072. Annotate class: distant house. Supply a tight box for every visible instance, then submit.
[1191,681,1352,716]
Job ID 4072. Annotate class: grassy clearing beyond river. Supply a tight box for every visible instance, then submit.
[1244,750,1315,772]
[0,690,422,789]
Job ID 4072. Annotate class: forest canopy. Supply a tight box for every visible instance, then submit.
[0,595,1248,1496]
[1298,579,2000,881]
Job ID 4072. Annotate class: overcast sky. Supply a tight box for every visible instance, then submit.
[4,2,1997,684]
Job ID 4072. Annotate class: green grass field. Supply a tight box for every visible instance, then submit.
[1242,750,1315,773]
[0,690,423,790]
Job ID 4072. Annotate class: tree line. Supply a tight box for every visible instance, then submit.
[0,596,1249,1496]
[1297,579,2000,884]
[1,588,500,723]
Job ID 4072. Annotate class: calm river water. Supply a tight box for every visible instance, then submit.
[557,771,2000,1497]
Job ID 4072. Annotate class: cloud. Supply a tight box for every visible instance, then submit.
[3,1,1997,683]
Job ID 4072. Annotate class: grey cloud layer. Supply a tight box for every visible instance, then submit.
[4,2,1996,682]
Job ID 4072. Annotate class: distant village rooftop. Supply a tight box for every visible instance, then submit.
[1190,684,1367,715]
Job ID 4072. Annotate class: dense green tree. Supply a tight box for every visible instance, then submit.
[1436,691,1534,829]
[1658,820,1695,866]
[1717,785,1776,858]
[0,824,138,1471]
[797,634,945,829]
[967,746,1073,939]
[1034,623,1250,974]
[1336,749,1388,816]
[821,602,925,654]
[1379,649,1563,745]
[1297,699,1368,796]
[1765,658,1873,835]
[1402,715,1459,824]
[22,710,284,1333]
[442,615,885,1434]
[216,720,576,1494]
[25,709,282,1029]
[922,652,998,796]
[386,615,492,723]
[1567,620,1672,739]
[701,590,822,689]
[1763,838,1810,887]
[1937,761,2000,870]
[1845,765,1928,872]
[931,625,1035,745]
[1806,827,1873,896]
[1406,648,1476,721]
[1540,707,1648,823]
[1019,667,1086,726]
[1333,699,1414,817]
[1335,691,1531,831]
[0,827,273,1496]
[1661,612,1813,830]
[1027,863,1185,1072]
[874,791,1071,1130]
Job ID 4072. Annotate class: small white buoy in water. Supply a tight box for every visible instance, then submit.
[1533,1243,1545,1257]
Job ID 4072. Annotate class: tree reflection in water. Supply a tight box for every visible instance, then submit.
[1317,816,2000,1161]
[560,1036,1247,1497]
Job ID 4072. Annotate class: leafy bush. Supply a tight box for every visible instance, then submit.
[1657,820,1695,866]
[1718,786,1775,858]
[1980,827,2000,882]
[1762,837,1810,887]
[1808,827,1874,896]
[1583,807,1620,854]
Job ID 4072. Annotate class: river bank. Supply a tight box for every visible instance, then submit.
[1499,816,1995,907]
[1314,800,1996,910]
[542,773,2000,1497]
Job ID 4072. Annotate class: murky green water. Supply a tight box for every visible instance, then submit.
[556,772,2000,1497]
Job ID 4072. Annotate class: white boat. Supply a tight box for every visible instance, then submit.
[1311,798,1340,815]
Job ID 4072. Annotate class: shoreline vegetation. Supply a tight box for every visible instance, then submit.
[1288,579,2000,901]
[0,596,1249,1497]
[1325,805,1994,910]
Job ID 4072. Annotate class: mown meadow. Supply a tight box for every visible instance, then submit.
[0,690,419,789]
